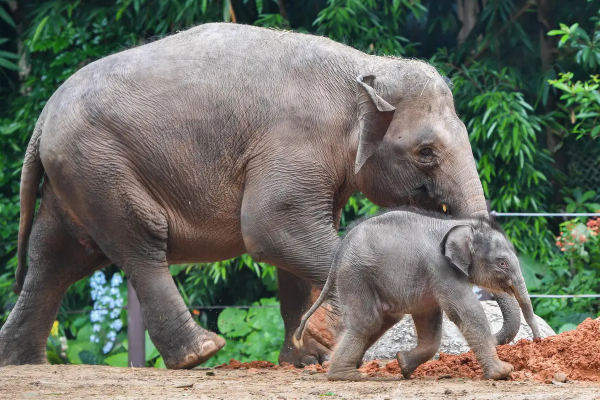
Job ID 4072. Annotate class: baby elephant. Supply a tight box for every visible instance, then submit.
[293,209,540,381]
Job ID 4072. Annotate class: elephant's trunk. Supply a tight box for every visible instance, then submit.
[453,163,489,219]
[493,293,521,345]
[511,272,541,339]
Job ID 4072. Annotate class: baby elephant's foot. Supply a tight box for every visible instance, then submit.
[327,369,363,381]
[483,360,514,380]
[396,352,417,379]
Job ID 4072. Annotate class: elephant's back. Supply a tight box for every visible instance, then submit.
[36,23,364,263]
[42,22,362,154]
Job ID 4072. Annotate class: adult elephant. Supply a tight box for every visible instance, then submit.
[0,23,520,369]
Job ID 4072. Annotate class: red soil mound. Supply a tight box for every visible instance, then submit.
[363,317,600,382]
[214,317,600,382]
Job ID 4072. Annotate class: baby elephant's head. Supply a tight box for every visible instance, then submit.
[441,220,541,338]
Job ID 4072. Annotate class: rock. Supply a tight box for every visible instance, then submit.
[553,371,568,383]
[364,300,556,361]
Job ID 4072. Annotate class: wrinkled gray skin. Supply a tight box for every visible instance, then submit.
[0,23,519,369]
[294,209,541,381]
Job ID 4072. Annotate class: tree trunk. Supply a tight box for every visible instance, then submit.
[537,0,564,166]
[457,0,480,43]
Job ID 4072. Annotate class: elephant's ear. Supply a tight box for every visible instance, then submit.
[441,225,474,277]
[354,75,396,174]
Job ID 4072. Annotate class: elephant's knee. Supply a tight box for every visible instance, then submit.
[241,228,270,263]
[247,243,266,262]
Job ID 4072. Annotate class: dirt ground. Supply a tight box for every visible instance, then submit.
[1,364,600,400]
[3,318,600,399]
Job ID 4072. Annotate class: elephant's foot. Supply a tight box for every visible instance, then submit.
[0,316,51,367]
[279,306,337,366]
[162,330,226,369]
[279,332,331,367]
[396,351,418,379]
[483,359,514,380]
[0,344,48,367]
[327,369,363,381]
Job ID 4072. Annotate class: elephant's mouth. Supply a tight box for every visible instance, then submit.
[412,185,450,215]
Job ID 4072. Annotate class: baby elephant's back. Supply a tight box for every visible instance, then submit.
[338,210,440,276]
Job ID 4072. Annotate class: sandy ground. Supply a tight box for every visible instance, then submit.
[1,364,600,400]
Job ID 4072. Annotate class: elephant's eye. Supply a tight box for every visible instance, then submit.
[499,260,508,268]
[420,148,434,157]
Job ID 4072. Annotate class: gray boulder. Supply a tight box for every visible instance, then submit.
[364,300,555,361]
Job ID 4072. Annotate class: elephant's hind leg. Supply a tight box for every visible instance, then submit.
[396,307,442,379]
[85,183,225,369]
[0,203,109,366]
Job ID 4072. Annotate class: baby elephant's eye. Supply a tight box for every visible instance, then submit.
[499,260,508,268]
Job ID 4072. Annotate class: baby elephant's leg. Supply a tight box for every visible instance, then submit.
[396,307,442,379]
[327,295,383,381]
[327,329,371,381]
[443,298,514,380]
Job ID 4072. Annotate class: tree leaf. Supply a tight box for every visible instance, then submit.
[0,50,19,59]
[0,5,15,28]
[31,16,50,47]
[0,57,19,71]
[145,330,160,362]
[104,352,129,367]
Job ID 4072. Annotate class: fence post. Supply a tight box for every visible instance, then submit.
[127,281,145,367]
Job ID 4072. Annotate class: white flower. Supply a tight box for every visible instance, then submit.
[111,319,123,332]
[93,324,101,332]
[102,341,113,354]
[111,274,123,287]
[90,311,102,323]
[110,309,120,319]
[90,334,97,343]
[91,271,106,287]
[109,287,119,296]
[115,298,124,307]
[107,331,117,341]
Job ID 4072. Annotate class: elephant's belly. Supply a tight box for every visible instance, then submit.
[164,198,248,264]
[166,226,246,264]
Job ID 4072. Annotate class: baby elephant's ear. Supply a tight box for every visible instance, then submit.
[441,225,474,277]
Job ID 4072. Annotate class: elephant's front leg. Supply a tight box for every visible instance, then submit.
[241,166,343,367]
[439,289,514,380]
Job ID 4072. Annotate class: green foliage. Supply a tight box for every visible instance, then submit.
[549,73,600,139]
[548,17,600,70]
[313,0,426,55]
[563,189,600,213]
[204,298,284,367]
[521,215,600,333]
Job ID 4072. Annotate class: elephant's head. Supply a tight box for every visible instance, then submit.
[349,61,522,344]
[441,221,542,340]
[352,65,487,218]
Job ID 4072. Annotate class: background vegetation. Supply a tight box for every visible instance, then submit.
[1,0,599,366]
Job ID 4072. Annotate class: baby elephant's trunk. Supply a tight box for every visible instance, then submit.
[511,272,541,339]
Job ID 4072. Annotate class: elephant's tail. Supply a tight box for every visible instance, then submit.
[292,241,344,349]
[14,112,46,295]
